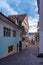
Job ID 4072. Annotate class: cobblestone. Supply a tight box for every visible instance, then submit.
[0,46,43,65]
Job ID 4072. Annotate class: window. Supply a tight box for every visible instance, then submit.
[20,32,22,37]
[13,30,16,37]
[22,37,25,41]
[19,20,21,26]
[3,27,11,37]
[17,19,21,26]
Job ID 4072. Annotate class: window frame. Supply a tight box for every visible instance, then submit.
[13,30,16,37]
[3,27,11,37]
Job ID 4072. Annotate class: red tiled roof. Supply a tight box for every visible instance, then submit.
[8,14,27,22]
[0,12,23,30]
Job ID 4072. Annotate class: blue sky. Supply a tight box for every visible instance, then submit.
[0,0,39,32]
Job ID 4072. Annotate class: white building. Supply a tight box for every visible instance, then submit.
[37,0,43,53]
[0,12,29,59]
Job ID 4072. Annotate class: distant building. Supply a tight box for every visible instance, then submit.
[28,33,35,41]
[35,32,39,42]
[0,12,29,59]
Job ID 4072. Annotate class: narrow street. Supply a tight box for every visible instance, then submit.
[0,46,43,65]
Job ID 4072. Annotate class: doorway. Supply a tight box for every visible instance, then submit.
[8,45,13,53]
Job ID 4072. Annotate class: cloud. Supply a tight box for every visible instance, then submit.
[8,0,38,18]
[0,0,18,15]
[7,0,21,7]
[28,16,39,32]
[28,16,39,26]
[0,0,38,18]
[0,0,39,32]
[29,28,37,33]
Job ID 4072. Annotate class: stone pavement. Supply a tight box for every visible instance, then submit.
[0,46,43,65]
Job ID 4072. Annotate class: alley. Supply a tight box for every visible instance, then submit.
[0,46,43,65]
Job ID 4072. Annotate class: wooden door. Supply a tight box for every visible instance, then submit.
[8,45,13,53]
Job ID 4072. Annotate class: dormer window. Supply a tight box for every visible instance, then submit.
[17,19,21,26]
[13,18,18,25]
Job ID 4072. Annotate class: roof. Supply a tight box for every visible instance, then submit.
[8,14,27,22]
[0,12,22,30]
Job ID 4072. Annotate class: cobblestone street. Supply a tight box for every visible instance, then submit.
[0,46,43,65]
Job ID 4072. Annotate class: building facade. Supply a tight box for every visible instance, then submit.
[37,0,43,53]
[0,13,29,59]
[8,14,29,49]
[8,14,29,34]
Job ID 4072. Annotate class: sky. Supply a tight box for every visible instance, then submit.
[0,0,39,33]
